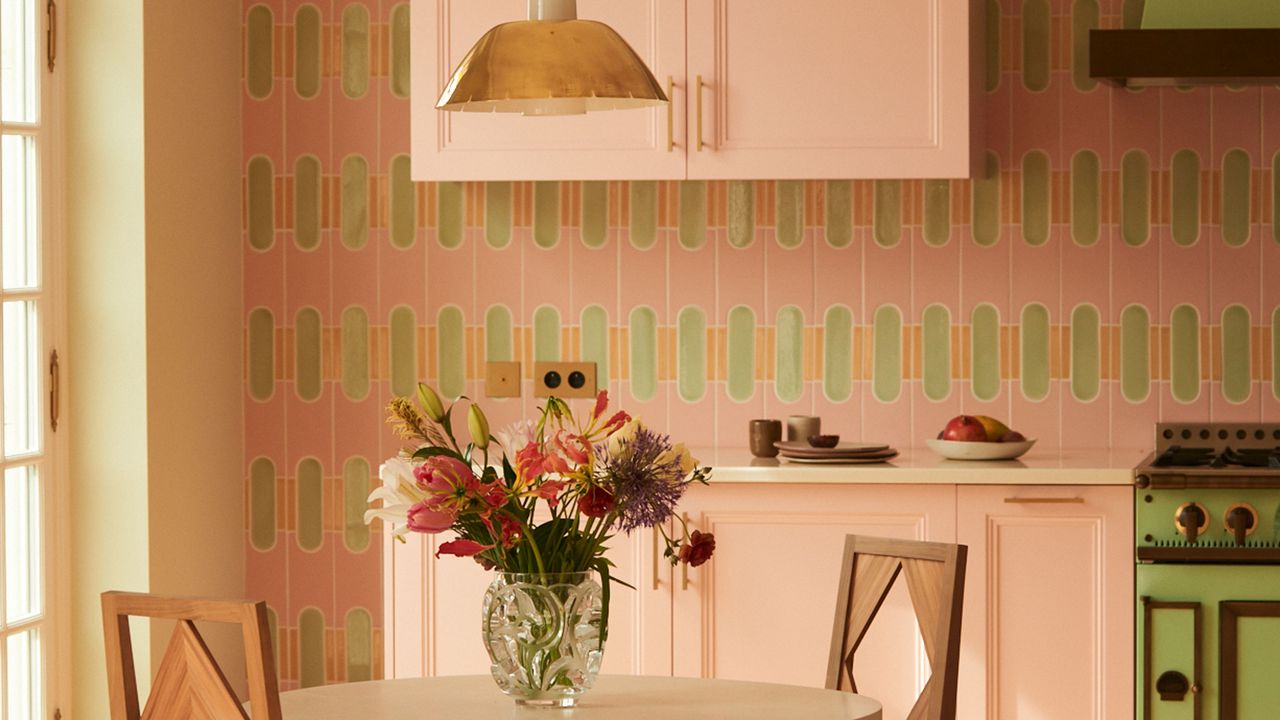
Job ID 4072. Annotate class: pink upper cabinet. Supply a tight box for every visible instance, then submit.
[410,0,982,181]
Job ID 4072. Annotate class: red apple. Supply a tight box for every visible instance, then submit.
[941,415,987,442]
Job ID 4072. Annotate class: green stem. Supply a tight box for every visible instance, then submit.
[524,525,547,579]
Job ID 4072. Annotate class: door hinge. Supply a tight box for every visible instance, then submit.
[46,0,57,72]
[49,349,59,432]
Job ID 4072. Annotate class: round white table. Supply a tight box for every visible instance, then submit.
[276,675,882,719]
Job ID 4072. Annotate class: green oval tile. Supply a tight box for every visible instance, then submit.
[1122,150,1151,247]
[823,305,853,402]
[345,608,373,683]
[679,181,706,250]
[922,304,951,401]
[1170,304,1200,403]
[1021,151,1051,246]
[1221,305,1251,403]
[389,306,417,397]
[1023,0,1051,92]
[775,306,804,403]
[825,181,852,249]
[533,306,560,362]
[485,305,513,362]
[582,181,608,249]
[1171,149,1201,247]
[248,156,274,251]
[341,4,370,99]
[389,155,415,250]
[341,155,369,250]
[294,155,321,251]
[923,180,951,247]
[1222,149,1252,247]
[630,181,657,250]
[872,306,902,402]
[1120,304,1150,403]
[1273,306,1280,400]
[299,608,325,688]
[341,306,370,401]
[629,306,658,401]
[390,3,411,98]
[248,308,275,401]
[437,182,464,250]
[343,457,371,552]
[1071,150,1100,246]
[294,5,322,99]
[437,306,466,399]
[728,181,754,249]
[1070,304,1101,401]
[1020,303,1051,401]
[777,181,804,249]
[874,180,901,248]
[296,457,323,552]
[534,181,560,249]
[1071,0,1099,92]
[1273,153,1280,245]
[486,182,512,249]
[726,306,755,402]
[581,305,610,386]
[973,151,1001,247]
[250,457,276,551]
[295,307,322,402]
[971,303,1001,402]
[246,5,274,100]
[985,0,1001,92]
[677,307,706,402]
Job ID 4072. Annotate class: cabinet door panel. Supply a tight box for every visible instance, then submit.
[411,0,686,180]
[672,484,956,720]
[686,0,977,179]
[956,486,1133,720]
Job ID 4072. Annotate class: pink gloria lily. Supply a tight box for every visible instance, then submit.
[436,538,495,558]
[406,500,457,534]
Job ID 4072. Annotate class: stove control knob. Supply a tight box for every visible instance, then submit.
[1225,504,1258,547]
[1174,503,1209,545]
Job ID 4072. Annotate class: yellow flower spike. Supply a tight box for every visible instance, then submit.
[417,383,446,423]
[468,403,491,450]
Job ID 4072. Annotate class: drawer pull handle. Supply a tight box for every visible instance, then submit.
[665,76,675,153]
[681,512,690,590]
[652,525,660,590]
[695,75,705,152]
[1003,497,1085,504]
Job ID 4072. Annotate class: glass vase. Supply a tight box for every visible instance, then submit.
[481,571,604,707]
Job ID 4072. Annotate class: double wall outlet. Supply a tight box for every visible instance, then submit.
[533,361,597,399]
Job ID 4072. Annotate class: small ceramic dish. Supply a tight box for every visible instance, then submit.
[926,438,1036,461]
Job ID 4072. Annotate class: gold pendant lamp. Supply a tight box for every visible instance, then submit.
[436,0,669,116]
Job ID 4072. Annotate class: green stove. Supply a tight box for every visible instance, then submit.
[1135,423,1280,720]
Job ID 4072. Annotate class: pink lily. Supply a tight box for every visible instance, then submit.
[406,501,457,534]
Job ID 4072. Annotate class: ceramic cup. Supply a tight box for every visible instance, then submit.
[786,415,821,443]
[748,419,783,458]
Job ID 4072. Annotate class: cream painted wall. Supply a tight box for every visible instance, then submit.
[66,0,243,716]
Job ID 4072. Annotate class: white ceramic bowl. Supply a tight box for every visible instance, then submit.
[926,438,1036,461]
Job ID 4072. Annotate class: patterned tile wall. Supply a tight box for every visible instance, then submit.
[243,0,1280,688]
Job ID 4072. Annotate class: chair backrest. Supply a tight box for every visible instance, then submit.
[101,591,282,720]
[825,535,967,720]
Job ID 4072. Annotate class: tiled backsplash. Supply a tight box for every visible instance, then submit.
[243,0,1280,688]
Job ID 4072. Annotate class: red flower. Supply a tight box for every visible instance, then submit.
[406,501,456,534]
[436,538,495,558]
[553,431,591,466]
[678,530,716,567]
[515,441,570,484]
[498,515,523,548]
[533,479,569,508]
[578,486,616,518]
[601,411,631,436]
[592,390,610,420]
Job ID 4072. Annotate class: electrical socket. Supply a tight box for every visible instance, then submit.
[485,361,521,398]
[533,361,597,399]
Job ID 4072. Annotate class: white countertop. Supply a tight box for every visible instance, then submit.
[690,447,1149,485]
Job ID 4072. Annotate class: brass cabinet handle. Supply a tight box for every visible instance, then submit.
[666,76,675,153]
[49,349,60,431]
[695,75,705,152]
[652,525,660,590]
[1003,497,1085,504]
[680,512,690,590]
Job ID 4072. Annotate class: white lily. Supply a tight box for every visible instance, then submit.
[365,456,428,538]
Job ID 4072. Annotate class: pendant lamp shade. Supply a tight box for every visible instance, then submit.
[436,14,669,116]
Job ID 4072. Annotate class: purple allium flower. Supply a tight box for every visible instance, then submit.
[603,426,689,532]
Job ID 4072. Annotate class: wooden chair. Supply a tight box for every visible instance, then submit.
[825,535,967,720]
[101,591,282,720]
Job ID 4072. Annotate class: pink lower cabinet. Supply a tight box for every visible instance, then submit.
[955,485,1133,720]
[671,483,957,720]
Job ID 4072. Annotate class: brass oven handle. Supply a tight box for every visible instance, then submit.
[652,526,660,590]
[1003,497,1085,504]
[695,75,705,152]
[681,512,690,590]
[666,76,675,153]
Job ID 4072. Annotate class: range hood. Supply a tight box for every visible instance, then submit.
[1090,0,1280,86]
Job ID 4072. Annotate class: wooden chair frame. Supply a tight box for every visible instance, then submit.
[101,591,282,720]
[825,535,967,720]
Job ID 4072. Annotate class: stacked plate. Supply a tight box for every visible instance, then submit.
[773,441,899,464]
